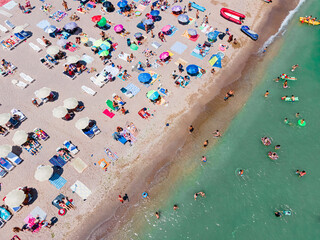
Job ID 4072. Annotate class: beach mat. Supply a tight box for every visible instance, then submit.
[167,26,178,37]
[170,41,188,54]
[125,83,140,96]
[136,4,147,12]
[37,20,50,30]
[49,173,67,190]
[191,51,204,60]
[70,180,92,200]
[103,109,115,118]
[175,58,188,66]
[189,34,199,42]
[49,155,67,168]
[70,157,88,173]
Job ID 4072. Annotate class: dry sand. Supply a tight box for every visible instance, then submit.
[0,0,298,239]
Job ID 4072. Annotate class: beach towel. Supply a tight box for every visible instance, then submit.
[189,34,199,42]
[52,194,65,209]
[191,50,204,60]
[30,206,47,221]
[70,157,88,173]
[49,155,67,168]
[105,148,119,161]
[188,17,195,25]
[167,26,178,37]
[140,0,150,6]
[118,53,130,62]
[175,58,188,66]
[151,41,161,49]
[125,83,140,96]
[70,180,92,200]
[24,215,42,233]
[103,109,115,118]
[49,173,67,190]
[170,41,188,55]
[0,0,11,7]
[36,20,50,30]
[50,10,67,22]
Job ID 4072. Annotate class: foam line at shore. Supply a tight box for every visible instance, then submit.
[259,0,307,53]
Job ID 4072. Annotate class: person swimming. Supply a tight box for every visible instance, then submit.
[291,95,295,101]
[194,193,199,200]
[283,80,288,89]
[201,156,207,162]
[275,211,282,217]
[281,95,288,100]
[291,64,299,72]
[238,169,244,176]
[299,170,306,177]
[155,212,160,219]
[275,145,281,150]
[268,151,279,160]
[173,205,179,210]
[261,137,271,146]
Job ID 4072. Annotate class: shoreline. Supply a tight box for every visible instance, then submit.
[68,0,301,239]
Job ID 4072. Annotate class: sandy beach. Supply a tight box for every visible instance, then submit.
[0,0,299,239]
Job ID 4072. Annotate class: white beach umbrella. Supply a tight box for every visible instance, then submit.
[12,130,28,145]
[63,98,78,109]
[34,165,54,182]
[75,117,90,130]
[0,144,12,158]
[0,113,11,125]
[66,55,80,64]
[35,87,51,99]
[57,38,68,47]
[52,106,68,118]
[46,46,60,55]
[44,25,56,34]
[5,189,26,208]
[13,25,24,34]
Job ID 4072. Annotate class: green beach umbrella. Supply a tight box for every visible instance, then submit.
[93,39,104,47]
[106,100,115,110]
[130,44,138,51]
[99,50,109,56]
[97,17,107,27]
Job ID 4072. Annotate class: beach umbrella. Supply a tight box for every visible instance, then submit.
[114,24,124,33]
[34,165,54,182]
[134,32,143,39]
[91,15,102,23]
[143,19,154,25]
[188,29,197,36]
[52,106,68,118]
[138,73,152,83]
[97,17,107,27]
[46,46,60,55]
[178,14,189,24]
[57,38,68,47]
[161,25,171,32]
[106,100,115,111]
[103,1,113,8]
[75,117,90,130]
[208,31,219,42]
[100,42,111,50]
[99,50,109,56]
[63,98,78,109]
[130,44,138,51]
[209,54,222,68]
[35,87,51,99]
[117,0,127,8]
[0,144,11,158]
[4,189,26,208]
[64,22,78,30]
[81,36,89,43]
[44,25,56,34]
[147,90,160,100]
[12,130,28,145]
[159,51,170,60]
[172,5,182,12]
[66,55,80,64]
[93,39,104,47]
[0,113,10,125]
[13,25,24,34]
[150,10,160,16]
[186,64,199,76]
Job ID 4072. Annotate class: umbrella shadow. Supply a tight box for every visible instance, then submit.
[51,91,59,101]
[11,146,23,156]
[27,188,38,205]
[52,166,64,176]
[74,27,82,35]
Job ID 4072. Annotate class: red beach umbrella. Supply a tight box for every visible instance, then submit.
[92,15,102,22]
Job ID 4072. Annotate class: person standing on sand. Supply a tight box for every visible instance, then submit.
[189,125,194,133]
[196,10,199,19]
[62,0,69,11]
[118,195,124,203]
[264,90,269,97]
[213,130,221,138]
[228,35,233,43]
[203,140,208,148]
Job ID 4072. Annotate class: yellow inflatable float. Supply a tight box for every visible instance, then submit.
[299,17,320,25]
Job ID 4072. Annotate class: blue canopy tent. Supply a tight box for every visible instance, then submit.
[186,64,199,76]
[209,54,222,68]
[138,73,152,84]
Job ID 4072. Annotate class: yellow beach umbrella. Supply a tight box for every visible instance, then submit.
[34,165,54,182]
[5,189,26,208]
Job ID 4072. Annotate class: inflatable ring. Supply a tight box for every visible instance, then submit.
[58,208,66,216]
[219,46,225,51]
[135,11,142,16]
[142,192,148,198]
[298,119,306,127]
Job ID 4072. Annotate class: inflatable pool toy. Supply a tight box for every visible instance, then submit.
[280,74,297,80]
[58,208,66,216]
[299,17,320,26]
[283,97,299,102]
[219,44,226,51]
[220,8,245,25]
[298,119,306,126]
[283,210,292,215]
[135,11,142,16]
[268,151,279,160]
[241,26,258,41]
[261,137,271,146]
[142,192,148,198]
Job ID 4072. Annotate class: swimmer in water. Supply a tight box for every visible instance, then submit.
[295,112,300,118]
[275,145,281,150]
[198,192,206,197]
[194,193,199,200]
[299,170,306,177]
[284,118,293,126]
[291,64,299,72]
[281,95,288,100]
[238,169,244,176]
[155,212,160,219]
[291,95,295,101]
[264,90,269,97]
[275,211,282,217]
[296,170,300,175]
[283,80,288,89]
[173,205,179,210]
[274,77,280,82]
[299,119,305,125]
[201,156,207,162]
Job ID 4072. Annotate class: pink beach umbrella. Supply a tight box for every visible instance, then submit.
[161,25,171,32]
[114,24,124,33]
[159,51,170,61]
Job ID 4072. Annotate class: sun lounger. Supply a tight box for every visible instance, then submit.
[0,167,8,178]
[49,173,67,190]
[4,20,15,29]
[29,42,42,52]
[36,38,49,48]
[90,76,105,88]
[0,24,8,33]
[0,10,13,18]
[11,79,28,89]
[0,158,14,171]
[49,155,67,168]
[70,180,92,200]
[81,85,96,96]
[91,124,101,135]
[64,141,79,154]
[6,152,23,165]
[0,207,12,222]
[20,73,35,83]
[70,157,87,173]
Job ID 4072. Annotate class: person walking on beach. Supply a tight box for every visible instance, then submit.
[228,35,233,43]
[178,63,184,73]
[224,90,234,101]
[62,0,69,11]
[188,125,194,133]
[203,15,208,24]
[118,195,124,203]
[213,130,221,138]
[203,140,208,148]
[264,90,269,97]
[196,10,199,19]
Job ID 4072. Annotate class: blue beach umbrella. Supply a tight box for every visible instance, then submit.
[100,43,111,50]
[147,90,160,100]
[209,54,222,68]
[138,73,152,83]
[64,22,78,30]
[178,14,189,24]
[117,0,127,8]
[186,64,199,76]
[143,19,154,25]
[150,10,160,16]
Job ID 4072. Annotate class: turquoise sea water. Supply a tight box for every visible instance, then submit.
[119,1,320,239]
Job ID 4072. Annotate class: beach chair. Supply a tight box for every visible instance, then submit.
[11,79,28,89]
[29,42,42,52]
[4,20,15,29]
[91,125,101,135]
[90,76,105,88]
[97,158,109,171]
[81,85,96,96]
[64,141,79,155]
[0,158,14,171]
[0,207,12,221]
[0,24,8,33]
[20,73,35,83]
[6,152,23,165]
[0,167,8,178]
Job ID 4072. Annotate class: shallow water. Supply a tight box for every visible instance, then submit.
[114,1,320,239]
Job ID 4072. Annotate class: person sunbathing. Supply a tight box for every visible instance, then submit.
[42,36,51,46]
[62,197,75,209]
[0,126,8,135]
